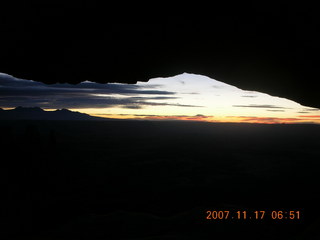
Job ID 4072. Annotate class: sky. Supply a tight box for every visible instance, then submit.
[0,72,320,124]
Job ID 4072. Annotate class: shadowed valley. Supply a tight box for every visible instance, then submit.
[3,118,320,239]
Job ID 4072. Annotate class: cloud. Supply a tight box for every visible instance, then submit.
[121,105,143,109]
[185,115,210,120]
[241,95,257,98]
[0,84,175,97]
[0,95,138,109]
[0,73,185,109]
[137,114,214,121]
[99,114,214,121]
[181,92,199,95]
[233,104,288,109]
[228,116,302,124]
[298,115,320,118]
[128,96,178,100]
[212,85,223,89]
[139,102,203,107]
[266,109,285,112]
[303,108,320,111]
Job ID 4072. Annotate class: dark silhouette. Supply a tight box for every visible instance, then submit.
[49,129,57,147]
[3,119,320,239]
[0,107,106,121]
[1,2,320,108]
[24,124,40,144]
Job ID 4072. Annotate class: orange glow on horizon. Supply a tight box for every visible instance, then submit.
[91,113,320,124]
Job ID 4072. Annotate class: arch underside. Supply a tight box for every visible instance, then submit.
[1,2,319,108]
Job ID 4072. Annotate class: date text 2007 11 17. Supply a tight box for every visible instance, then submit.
[206,210,301,220]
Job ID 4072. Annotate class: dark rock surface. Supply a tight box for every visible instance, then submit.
[1,2,320,108]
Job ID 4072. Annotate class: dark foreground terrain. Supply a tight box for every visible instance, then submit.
[3,120,320,239]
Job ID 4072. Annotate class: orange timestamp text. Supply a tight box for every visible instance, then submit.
[206,210,301,220]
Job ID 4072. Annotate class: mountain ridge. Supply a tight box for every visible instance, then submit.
[0,107,107,121]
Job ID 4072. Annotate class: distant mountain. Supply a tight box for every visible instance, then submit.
[0,107,106,120]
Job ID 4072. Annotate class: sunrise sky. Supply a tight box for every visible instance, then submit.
[0,72,320,124]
